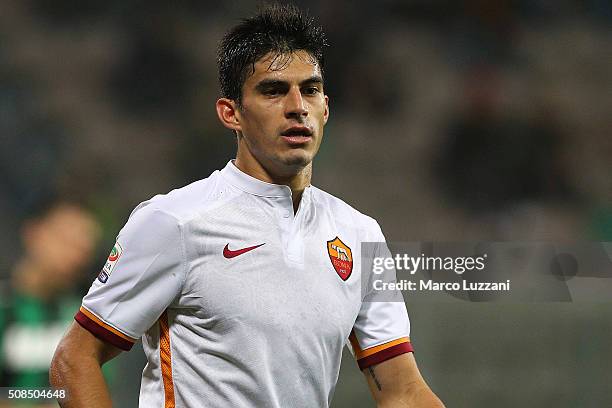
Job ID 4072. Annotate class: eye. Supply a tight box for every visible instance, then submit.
[303,87,320,95]
[263,88,281,96]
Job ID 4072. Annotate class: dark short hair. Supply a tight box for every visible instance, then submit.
[217,3,328,103]
[24,192,88,222]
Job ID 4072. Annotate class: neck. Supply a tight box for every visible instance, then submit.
[234,149,312,212]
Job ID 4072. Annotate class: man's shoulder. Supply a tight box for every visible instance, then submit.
[128,170,224,225]
[310,186,381,234]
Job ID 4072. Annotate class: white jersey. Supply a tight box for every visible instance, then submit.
[76,161,412,408]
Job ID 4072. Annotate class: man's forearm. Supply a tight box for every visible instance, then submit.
[365,354,445,408]
[376,382,445,408]
[402,383,445,408]
[49,349,113,407]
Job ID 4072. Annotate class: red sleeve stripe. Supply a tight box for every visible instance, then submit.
[357,341,414,370]
[74,307,136,351]
[350,334,411,359]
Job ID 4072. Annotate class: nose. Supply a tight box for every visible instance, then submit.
[284,87,308,119]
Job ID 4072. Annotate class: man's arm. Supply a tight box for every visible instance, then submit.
[363,353,445,408]
[49,322,123,408]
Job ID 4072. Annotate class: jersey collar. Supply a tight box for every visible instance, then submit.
[221,160,296,198]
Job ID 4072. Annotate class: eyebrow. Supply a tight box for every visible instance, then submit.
[300,76,324,86]
[255,76,323,92]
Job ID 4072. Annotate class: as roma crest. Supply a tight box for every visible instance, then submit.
[327,236,353,281]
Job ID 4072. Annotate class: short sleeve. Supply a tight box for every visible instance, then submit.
[75,205,186,351]
[348,221,413,370]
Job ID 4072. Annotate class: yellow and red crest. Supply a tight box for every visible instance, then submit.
[327,236,353,281]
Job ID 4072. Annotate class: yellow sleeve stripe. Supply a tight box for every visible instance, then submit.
[79,306,137,343]
[350,333,410,359]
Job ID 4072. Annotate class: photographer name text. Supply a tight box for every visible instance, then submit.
[373,279,511,292]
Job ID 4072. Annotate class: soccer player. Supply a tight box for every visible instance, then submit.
[0,199,102,407]
[50,5,444,408]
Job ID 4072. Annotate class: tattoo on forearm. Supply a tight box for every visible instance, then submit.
[368,366,382,391]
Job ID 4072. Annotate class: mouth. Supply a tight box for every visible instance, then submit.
[281,126,313,145]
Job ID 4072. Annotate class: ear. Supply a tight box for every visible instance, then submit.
[323,94,330,125]
[216,98,241,132]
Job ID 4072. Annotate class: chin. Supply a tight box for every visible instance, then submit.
[281,152,313,167]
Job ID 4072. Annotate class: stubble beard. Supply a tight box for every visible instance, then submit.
[267,150,313,179]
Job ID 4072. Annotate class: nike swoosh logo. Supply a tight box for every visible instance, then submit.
[223,243,265,258]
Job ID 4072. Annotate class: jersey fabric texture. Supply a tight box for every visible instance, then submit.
[76,161,413,408]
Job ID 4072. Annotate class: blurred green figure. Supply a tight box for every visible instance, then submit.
[0,200,100,407]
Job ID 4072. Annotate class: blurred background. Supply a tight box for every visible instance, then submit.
[0,0,610,407]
